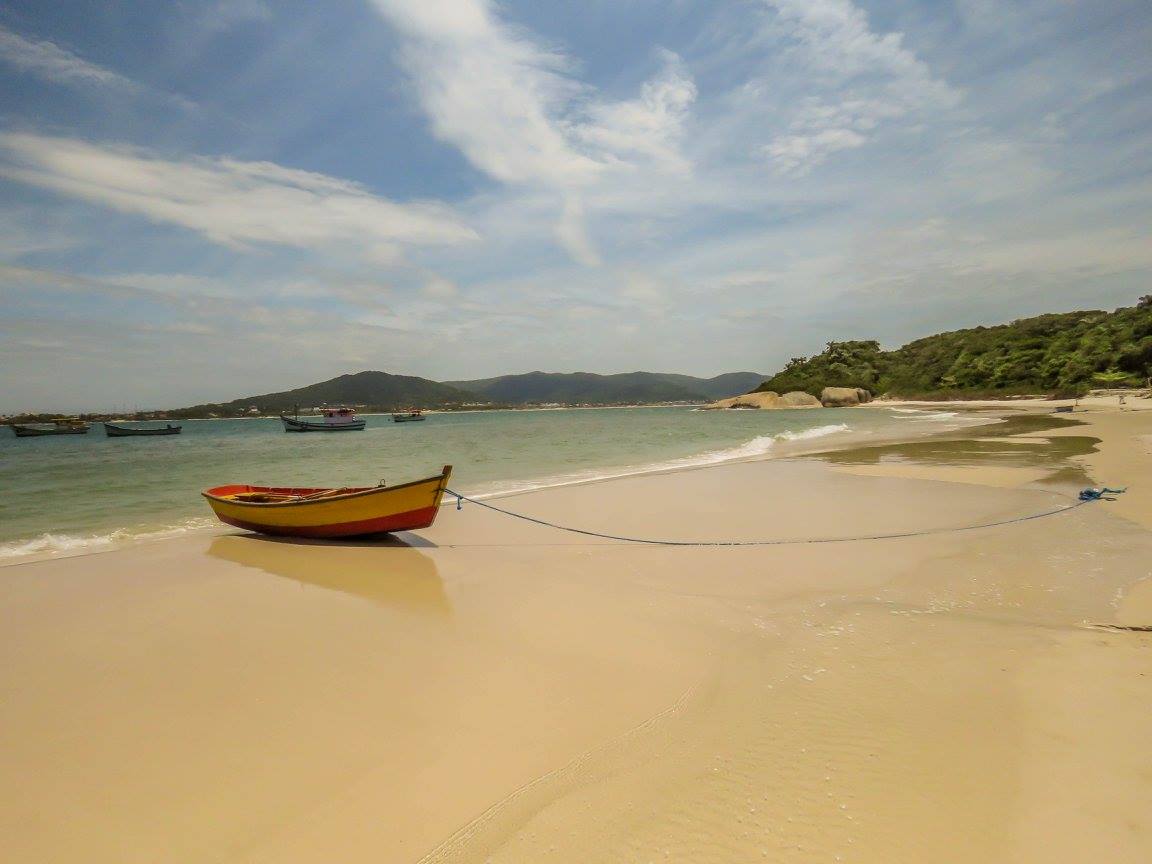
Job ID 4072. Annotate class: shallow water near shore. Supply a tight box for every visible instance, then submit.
[0,405,985,559]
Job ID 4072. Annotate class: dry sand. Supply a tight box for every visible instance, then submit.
[2,408,1151,863]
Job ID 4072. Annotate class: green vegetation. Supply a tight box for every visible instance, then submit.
[169,371,476,418]
[757,299,1152,399]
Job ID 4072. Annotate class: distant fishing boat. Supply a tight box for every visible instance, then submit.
[280,406,366,432]
[10,419,90,437]
[104,423,182,437]
[391,409,425,422]
[202,465,452,538]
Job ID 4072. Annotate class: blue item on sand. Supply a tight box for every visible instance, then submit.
[1078,487,1127,501]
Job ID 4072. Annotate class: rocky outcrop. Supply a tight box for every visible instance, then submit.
[704,390,821,410]
[779,391,823,408]
[820,386,872,407]
[705,391,779,410]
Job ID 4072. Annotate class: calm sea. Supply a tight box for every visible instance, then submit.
[0,406,970,559]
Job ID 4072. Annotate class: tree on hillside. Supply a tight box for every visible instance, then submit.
[756,298,1152,398]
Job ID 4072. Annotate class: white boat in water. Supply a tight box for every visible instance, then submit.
[280,407,366,432]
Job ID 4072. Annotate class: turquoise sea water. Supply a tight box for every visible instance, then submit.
[0,406,965,558]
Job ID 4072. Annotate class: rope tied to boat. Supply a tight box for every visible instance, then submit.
[443,487,1125,547]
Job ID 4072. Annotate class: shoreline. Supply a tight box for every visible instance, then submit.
[1,404,1007,567]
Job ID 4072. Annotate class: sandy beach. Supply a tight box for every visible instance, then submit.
[2,404,1151,863]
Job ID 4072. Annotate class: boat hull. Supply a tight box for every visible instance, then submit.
[11,424,89,437]
[392,414,425,422]
[105,423,182,437]
[202,466,452,538]
[280,415,366,432]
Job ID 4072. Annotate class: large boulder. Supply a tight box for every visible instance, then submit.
[705,391,781,409]
[779,391,823,408]
[704,390,822,410]
[821,386,865,407]
[855,388,873,404]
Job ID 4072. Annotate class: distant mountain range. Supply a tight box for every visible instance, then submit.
[444,371,766,404]
[168,370,765,417]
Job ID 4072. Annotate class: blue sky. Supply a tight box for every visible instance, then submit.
[0,0,1149,411]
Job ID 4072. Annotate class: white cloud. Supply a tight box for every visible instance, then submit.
[757,0,960,174]
[577,50,697,175]
[765,127,867,175]
[0,132,478,257]
[371,0,598,188]
[766,0,935,81]
[620,270,669,316]
[367,0,698,265]
[422,275,458,299]
[0,23,139,91]
[555,194,600,267]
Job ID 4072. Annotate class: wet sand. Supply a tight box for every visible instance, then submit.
[2,408,1151,862]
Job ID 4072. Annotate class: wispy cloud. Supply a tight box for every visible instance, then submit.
[367,0,698,264]
[0,23,138,90]
[371,0,598,188]
[754,0,960,174]
[0,132,478,259]
[576,50,697,176]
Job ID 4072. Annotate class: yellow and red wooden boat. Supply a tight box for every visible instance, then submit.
[202,465,452,538]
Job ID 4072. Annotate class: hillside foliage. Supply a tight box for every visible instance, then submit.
[170,371,475,417]
[757,299,1152,399]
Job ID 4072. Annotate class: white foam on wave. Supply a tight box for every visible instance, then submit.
[776,423,851,441]
[0,518,216,561]
[465,424,852,500]
[889,407,963,421]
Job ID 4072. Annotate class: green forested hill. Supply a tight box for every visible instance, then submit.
[757,299,1152,398]
[170,371,475,417]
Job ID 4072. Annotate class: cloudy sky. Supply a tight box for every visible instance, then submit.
[0,0,1149,411]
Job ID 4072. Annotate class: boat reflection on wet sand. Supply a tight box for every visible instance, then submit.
[206,534,451,619]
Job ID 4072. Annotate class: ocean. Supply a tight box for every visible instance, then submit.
[0,406,975,559]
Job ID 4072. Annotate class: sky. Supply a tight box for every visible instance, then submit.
[0,0,1149,411]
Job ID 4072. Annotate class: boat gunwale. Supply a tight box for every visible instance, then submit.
[201,466,452,509]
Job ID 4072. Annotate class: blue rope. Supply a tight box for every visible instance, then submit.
[443,487,1121,547]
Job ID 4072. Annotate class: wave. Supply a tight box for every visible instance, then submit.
[0,518,216,561]
[889,407,963,422]
[466,424,852,499]
[776,423,850,441]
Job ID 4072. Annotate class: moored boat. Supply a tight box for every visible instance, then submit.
[202,465,453,538]
[280,406,366,432]
[391,409,425,422]
[10,419,90,437]
[104,423,182,437]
